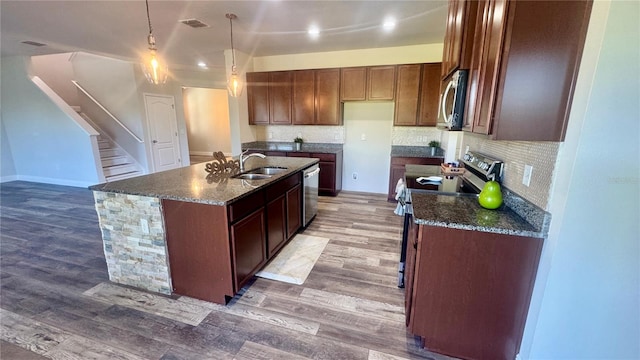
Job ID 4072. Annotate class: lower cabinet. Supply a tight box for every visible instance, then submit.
[406,225,543,360]
[230,208,267,290]
[388,156,442,201]
[163,171,303,305]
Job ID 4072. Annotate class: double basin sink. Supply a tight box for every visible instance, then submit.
[232,167,288,180]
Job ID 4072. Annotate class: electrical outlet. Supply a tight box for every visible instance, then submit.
[523,165,533,187]
[140,218,150,234]
[268,132,273,139]
[352,172,358,180]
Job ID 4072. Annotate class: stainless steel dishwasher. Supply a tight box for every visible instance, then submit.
[302,164,320,227]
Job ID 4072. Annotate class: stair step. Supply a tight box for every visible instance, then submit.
[98,141,112,149]
[106,171,143,182]
[103,164,138,177]
[99,148,123,157]
[101,156,130,167]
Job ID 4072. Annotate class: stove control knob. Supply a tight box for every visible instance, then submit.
[478,161,484,169]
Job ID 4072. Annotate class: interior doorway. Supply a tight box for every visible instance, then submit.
[342,102,394,194]
[182,87,232,164]
[143,93,182,173]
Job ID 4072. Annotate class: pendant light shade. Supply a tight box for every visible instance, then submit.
[226,13,243,97]
[142,0,168,85]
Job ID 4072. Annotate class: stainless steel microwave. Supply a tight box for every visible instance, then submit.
[437,69,468,131]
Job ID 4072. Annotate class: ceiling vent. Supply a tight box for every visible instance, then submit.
[21,40,46,47]
[179,19,209,28]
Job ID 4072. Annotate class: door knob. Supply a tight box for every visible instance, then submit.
[152,140,158,143]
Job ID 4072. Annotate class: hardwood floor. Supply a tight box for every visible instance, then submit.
[0,181,457,360]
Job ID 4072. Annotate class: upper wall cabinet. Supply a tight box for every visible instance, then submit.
[292,69,342,126]
[441,0,479,80]
[340,66,396,101]
[461,0,593,141]
[394,63,442,126]
[247,71,293,125]
[247,72,270,125]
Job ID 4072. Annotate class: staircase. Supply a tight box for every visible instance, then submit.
[97,135,143,181]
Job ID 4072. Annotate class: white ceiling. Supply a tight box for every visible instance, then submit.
[1,1,448,71]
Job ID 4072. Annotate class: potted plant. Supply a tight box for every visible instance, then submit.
[294,137,304,151]
[428,140,440,156]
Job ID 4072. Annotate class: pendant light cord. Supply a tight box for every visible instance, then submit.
[228,14,236,68]
[146,0,153,34]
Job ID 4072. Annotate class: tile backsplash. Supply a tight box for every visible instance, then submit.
[255,125,445,146]
[461,133,559,210]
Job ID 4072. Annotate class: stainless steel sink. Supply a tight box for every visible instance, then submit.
[233,173,272,180]
[247,167,288,175]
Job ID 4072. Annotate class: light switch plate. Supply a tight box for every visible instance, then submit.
[523,165,533,187]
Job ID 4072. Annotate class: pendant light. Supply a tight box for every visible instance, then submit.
[141,0,168,85]
[226,13,243,97]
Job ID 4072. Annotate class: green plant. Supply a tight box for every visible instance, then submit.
[294,137,304,144]
[428,140,440,148]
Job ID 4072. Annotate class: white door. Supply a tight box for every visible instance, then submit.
[144,94,181,172]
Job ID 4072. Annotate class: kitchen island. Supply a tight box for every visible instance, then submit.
[90,156,318,304]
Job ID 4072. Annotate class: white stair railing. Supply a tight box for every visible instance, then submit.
[71,80,143,143]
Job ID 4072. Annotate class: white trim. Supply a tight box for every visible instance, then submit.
[30,76,99,136]
[5,175,95,188]
[143,93,181,173]
[0,175,19,183]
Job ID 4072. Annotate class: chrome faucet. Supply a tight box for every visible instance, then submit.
[239,150,266,172]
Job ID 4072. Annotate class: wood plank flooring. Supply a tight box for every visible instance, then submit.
[0,181,458,360]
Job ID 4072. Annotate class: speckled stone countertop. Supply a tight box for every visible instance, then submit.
[391,145,445,158]
[89,157,318,206]
[242,141,343,154]
[411,191,546,238]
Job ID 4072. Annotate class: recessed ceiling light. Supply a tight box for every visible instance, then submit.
[383,18,396,31]
[308,26,320,38]
[197,61,208,69]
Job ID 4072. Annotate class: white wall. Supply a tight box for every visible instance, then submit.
[522,1,640,358]
[0,120,17,182]
[31,53,78,106]
[183,87,232,156]
[0,56,99,187]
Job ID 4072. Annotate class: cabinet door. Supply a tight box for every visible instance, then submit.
[318,161,336,195]
[292,70,315,125]
[230,208,267,290]
[393,64,421,126]
[368,66,396,100]
[266,195,287,258]
[269,71,293,125]
[441,0,464,78]
[286,184,301,239]
[246,72,269,125]
[340,67,367,101]
[409,225,543,360]
[418,63,441,126]
[316,69,342,125]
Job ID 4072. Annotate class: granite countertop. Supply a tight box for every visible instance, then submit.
[242,141,343,154]
[411,192,545,238]
[89,156,318,206]
[391,145,445,158]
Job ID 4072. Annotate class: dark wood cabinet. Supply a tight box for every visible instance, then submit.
[394,63,442,126]
[286,184,301,239]
[341,66,396,101]
[404,216,419,328]
[418,63,441,126]
[247,72,270,125]
[315,69,342,125]
[394,64,422,126]
[292,69,342,126]
[387,157,442,201]
[441,0,479,80]
[230,208,267,290]
[464,0,592,141]
[266,195,286,258]
[268,71,293,125]
[313,152,342,196]
[407,225,543,360]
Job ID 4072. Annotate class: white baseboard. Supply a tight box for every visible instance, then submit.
[8,175,95,188]
[0,175,19,183]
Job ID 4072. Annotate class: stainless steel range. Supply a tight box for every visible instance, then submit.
[397,151,504,287]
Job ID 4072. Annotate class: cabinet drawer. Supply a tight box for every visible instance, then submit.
[311,153,335,162]
[266,173,301,202]
[228,191,265,223]
[286,152,310,157]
